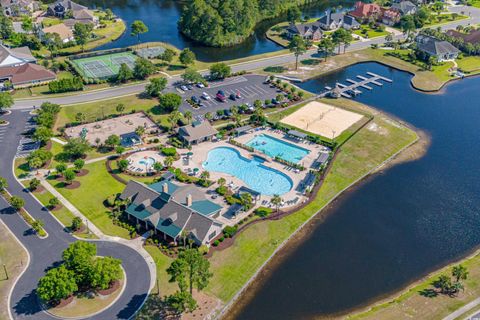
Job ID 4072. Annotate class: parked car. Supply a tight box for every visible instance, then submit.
[191,96,200,104]
[272,98,279,105]
[236,90,242,99]
[196,82,205,88]
[180,85,188,91]
[202,92,211,100]
[187,84,194,90]
[229,93,237,101]
[216,90,226,102]
[199,103,206,108]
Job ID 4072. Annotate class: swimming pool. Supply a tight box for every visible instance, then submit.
[203,147,293,196]
[246,134,310,164]
[139,157,156,166]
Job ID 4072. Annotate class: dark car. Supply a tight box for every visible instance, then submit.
[229,93,236,101]
[272,98,280,105]
[191,96,200,104]
[186,84,194,90]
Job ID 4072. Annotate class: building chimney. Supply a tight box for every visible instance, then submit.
[186,194,192,207]
[162,183,168,193]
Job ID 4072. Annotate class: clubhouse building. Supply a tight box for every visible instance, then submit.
[120,180,223,246]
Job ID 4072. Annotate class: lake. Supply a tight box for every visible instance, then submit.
[233,62,480,319]
[79,0,352,62]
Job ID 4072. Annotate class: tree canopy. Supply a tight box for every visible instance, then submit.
[146,77,168,97]
[131,20,148,42]
[37,265,78,303]
[158,93,182,112]
[167,248,212,295]
[0,92,13,111]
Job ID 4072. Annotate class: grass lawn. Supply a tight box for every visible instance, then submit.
[41,17,62,27]
[349,252,480,320]
[108,160,157,184]
[353,26,388,39]
[0,222,27,320]
[144,246,177,296]
[206,98,418,302]
[21,180,96,239]
[14,158,31,179]
[423,13,468,28]
[48,160,130,238]
[54,95,159,131]
[48,272,124,318]
[457,56,480,73]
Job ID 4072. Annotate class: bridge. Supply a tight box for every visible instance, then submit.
[321,72,393,99]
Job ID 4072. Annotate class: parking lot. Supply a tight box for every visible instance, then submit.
[177,74,282,117]
[16,114,40,158]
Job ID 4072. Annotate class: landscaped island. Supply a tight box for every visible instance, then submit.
[178,0,320,47]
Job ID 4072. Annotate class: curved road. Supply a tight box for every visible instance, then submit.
[0,110,151,320]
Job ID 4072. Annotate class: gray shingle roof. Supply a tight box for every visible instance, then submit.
[416,35,460,56]
[391,1,416,14]
[177,120,218,143]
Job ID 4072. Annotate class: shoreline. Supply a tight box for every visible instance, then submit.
[216,101,424,320]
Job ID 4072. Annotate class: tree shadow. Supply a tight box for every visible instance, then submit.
[117,293,149,319]
[300,58,321,66]
[12,289,43,317]
[0,206,16,216]
[419,288,438,298]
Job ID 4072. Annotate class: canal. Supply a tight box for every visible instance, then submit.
[79,0,352,62]
[234,62,480,319]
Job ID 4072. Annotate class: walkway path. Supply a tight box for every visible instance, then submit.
[443,296,480,320]
[0,110,153,320]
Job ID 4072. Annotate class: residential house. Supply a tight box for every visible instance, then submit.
[317,11,361,30]
[120,180,224,246]
[72,8,98,25]
[391,1,417,16]
[41,23,74,43]
[0,44,36,67]
[349,1,382,22]
[286,21,323,41]
[446,29,480,45]
[0,63,56,88]
[415,34,460,62]
[1,0,39,17]
[47,0,86,18]
[343,15,361,30]
[382,8,401,26]
[177,120,218,145]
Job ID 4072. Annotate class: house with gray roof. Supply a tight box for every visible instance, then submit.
[391,1,417,16]
[47,0,86,18]
[286,21,323,41]
[318,11,360,30]
[415,34,460,62]
[0,44,35,68]
[1,0,39,17]
[120,180,223,246]
[177,120,218,145]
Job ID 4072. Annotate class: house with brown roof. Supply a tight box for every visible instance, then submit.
[0,63,56,88]
[72,8,98,25]
[446,29,480,46]
[177,120,218,145]
[286,21,323,41]
[120,180,224,246]
[349,1,382,22]
[382,8,401,26]
[41,23,74,43]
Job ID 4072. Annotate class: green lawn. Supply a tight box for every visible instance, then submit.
[48,160,130,238]
[144,246,177,296]
[42,17,62,27]
[206,98,418,302]
[21,181,96,239]
[353,26,388,39]
[457,56,480,73]
[14,158,31,179]
[423,13,468,28]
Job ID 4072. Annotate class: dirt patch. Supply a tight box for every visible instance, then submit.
[32,185,46,194]
[64,181,81,189]
[98,280,120,296]
[50,204,64,211]
[182,290,224,320]
[76,169,89,177]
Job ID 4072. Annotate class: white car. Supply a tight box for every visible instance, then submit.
[202,92,211,100]
[180,85,189,91]
[197,82,205,88]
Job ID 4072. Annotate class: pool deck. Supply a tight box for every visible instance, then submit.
[173,129,325,213]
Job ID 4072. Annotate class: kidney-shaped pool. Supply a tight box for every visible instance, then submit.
[203,147,293,196]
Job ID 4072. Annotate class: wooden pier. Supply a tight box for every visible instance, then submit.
[320,72,393,99]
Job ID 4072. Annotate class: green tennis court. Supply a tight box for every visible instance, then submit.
[71,52,137,79]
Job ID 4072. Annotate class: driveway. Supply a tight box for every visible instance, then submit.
[0,110,151,320]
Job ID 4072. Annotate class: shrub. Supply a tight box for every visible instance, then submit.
[223,225,238,238]
[106,194,117,207]
[29,178,40,191]
[219,236,225,242]
[216,185,228,196]
[161,147,177,157]
[48,77,84,93]
[213,240,220,247]
[255,206,273,217]
[71,217,83,231]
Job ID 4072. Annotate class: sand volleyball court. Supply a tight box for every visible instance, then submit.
[281,101,363,138]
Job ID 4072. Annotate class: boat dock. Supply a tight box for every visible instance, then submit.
[320,72,393,99]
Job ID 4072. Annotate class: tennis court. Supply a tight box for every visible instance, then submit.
[136,46,165,59]
[71,51,137,79]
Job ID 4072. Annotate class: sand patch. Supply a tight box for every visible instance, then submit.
[280,101,364,138]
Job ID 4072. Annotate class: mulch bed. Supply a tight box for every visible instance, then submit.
[64,181,81,189]
[50,204,63,211]
[98,280,120,296]
[32,185,46,194]
[55,295,74,308]
[73,224,86,234]
[76,169,89,177]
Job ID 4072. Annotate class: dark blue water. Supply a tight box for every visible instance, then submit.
[80,0,352,62]
[235,62,480,319]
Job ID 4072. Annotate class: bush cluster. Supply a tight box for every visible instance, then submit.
[49,77,84,93]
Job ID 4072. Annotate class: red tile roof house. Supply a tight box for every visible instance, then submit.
[349,1,383,22]
[0,44,56,88]
[382,8,401,26]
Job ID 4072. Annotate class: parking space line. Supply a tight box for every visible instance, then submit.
[238,88,251,97]
[243,87,257,97]
[256,85,269,94]
[249,86,264,95]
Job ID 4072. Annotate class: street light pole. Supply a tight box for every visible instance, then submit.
[3,264,8,280]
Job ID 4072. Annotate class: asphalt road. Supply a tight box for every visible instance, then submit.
[0,110,151,320]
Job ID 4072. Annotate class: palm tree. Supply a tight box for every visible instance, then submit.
[204,112,213,121]
[200,170,210,181]
[217,177,226,187]
[271,194,282,213]
[452,265,469,283]
[168,111,182,131]
[184,111,193,124]
[164,156,174,168]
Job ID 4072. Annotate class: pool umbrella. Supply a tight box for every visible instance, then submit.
[187,152,193,157]
[193,168,199,172]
